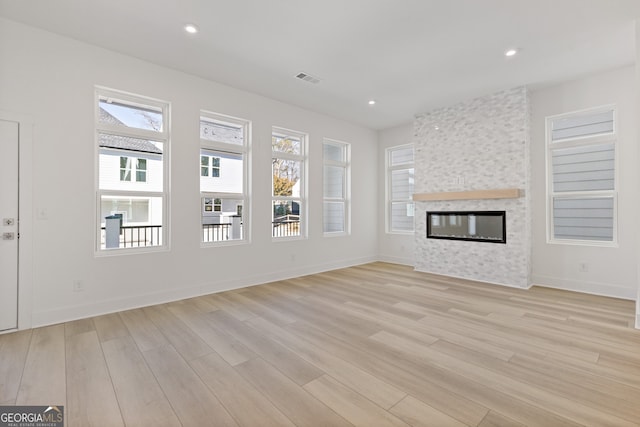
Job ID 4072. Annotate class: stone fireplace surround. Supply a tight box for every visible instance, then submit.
[413,87,531,288]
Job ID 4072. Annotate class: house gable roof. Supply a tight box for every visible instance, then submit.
[98,107,163,155]
[99,133,163,155]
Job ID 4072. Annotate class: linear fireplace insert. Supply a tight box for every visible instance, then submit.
[426,211,506,243]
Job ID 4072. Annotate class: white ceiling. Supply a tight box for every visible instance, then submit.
[1,0,639,130]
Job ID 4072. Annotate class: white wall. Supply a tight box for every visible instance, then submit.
[377,123,415,265]
[531,65,638,300]
[0,18,378,328]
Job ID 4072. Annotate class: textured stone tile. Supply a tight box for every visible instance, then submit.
[413,87,531,288]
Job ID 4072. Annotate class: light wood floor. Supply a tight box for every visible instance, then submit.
[1,262,640,426]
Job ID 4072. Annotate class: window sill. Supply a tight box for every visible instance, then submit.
[323,231,350,238]
[547,238,618,248]
[200,240,248,248]
[272,236,307,242]
[95,245,170,257]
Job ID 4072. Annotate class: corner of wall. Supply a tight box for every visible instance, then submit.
[376,122,416,266]
[636,19,640,329]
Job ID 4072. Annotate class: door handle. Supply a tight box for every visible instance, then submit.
[2,232,15,240]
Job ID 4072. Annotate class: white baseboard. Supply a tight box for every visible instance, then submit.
[27,256,639,329]
[531,275,636,300]
[413,267,531,290]
[31,255,377,328]
[376,254,414,266]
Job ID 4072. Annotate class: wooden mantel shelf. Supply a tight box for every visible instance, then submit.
[413,188,521,201]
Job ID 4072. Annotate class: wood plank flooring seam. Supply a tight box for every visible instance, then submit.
[2,262,638,426]
[0,330,32,404]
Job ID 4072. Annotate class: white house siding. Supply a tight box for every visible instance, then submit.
[201,197,242,225]
[200,151,244,226]
[98,149,164,227]
[199,151,243,194]
[99,149,163,193]
[100,195,163,227]
[100,197,148,223]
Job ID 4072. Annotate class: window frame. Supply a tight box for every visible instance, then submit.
[200,154,221,178]
[200,111,251,246]
[136,158,147,182]
[323,139,351,236]
[201,155,209,177]
[545,104,618,246]
[119,156,147,183]
[95,87,170,254]
[386,144,415,234]
[272,127,307,240]
[211,156,220,177]
[120,156,132,182]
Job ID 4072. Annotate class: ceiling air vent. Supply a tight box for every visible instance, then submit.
[295,72,321,84]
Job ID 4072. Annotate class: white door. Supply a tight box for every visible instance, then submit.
[0,119,19,331]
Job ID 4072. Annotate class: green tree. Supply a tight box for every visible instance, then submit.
[274,202,289,217]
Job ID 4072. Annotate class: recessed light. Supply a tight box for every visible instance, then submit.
[368,100,376,105]
[184,24,199,34]
[504,48,518,57]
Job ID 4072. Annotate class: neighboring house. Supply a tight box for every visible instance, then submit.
[200,149,244,225]
[98,107,163,227]
[100,106,246,238]
[199,119,245,229]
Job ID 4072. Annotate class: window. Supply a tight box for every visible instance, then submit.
[136,159,147,182]
[272,128,306,238]
[386,144,415,233]
[120,157,131,181]
[546,106,616,244]
[212,157,220,177]
[200,113,250,244]
[323,139,350,235]
[96,87,169,251]
[203,197,222,212]
[120,157,147,182]
[201,156,209,177]
[200,155,220,177]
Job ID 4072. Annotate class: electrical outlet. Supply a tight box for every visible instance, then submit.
[73,280,84,292]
